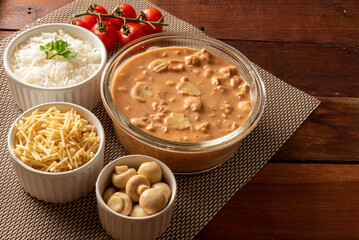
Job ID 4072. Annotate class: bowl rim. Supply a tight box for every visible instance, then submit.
[7,101,105,176]
[3,23,107,91]
[101,32,266,152]
[95,154,177,220]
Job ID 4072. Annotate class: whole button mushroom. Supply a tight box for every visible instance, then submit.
[137,161,162,184]
[139,188,167,215]
[112,165,137,189]
[107,192,133,216]
[130,204,150,218]
[126,175,150,202]
[151,182,172,204]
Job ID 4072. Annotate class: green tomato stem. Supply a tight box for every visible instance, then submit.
[72,5,168,27]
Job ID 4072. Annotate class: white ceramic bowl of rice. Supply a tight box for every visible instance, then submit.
[3,23,107,111]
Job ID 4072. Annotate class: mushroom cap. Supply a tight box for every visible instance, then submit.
[103,187,117,204]
[130,204,150,218]
[126,175,150,202]
[112,167,137,189]
[139,188,167,215]
[138,161,162,184]
[107,192,133,216]
[151,182,172,204]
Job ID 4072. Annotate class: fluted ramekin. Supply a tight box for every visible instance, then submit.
[96,155,177,240]
[3,23,107,111]
[7,102,105,203]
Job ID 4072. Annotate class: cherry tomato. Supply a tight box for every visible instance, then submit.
[110,3,137,31]
[72,19,91,31]
[139,7,164,35]
[91,21,118,50]
[119,22,147,46]
[83,4,109,29]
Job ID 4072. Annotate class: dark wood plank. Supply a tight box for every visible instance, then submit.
[223,40,359,98]
[0,30,15,40]
[0,0,73,30]
[272,96,359,162]
[196,163,359,239]
[1,0,359,46]
[152,0,359,46]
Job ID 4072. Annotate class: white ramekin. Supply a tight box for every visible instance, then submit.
[96,155,177,240]
[8,102,105,203]
[3,23,107,111]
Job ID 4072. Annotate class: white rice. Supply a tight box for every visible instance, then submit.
[10,29,101,88]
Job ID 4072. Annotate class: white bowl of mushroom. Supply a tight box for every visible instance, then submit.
[95,155,177,240]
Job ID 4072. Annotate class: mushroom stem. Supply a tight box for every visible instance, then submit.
[126,175,151,202]
[107,192,133,216]
[115,165,129,174]
[103,187,117,203]
[112,167,137,189]
[107,195,125,213]
[137,184,150,196]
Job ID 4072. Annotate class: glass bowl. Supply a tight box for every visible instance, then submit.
[101,32,265,174]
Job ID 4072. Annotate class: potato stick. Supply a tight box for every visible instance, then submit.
[13,107,100,172]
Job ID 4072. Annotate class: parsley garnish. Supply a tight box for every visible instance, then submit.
[39,39,78,59]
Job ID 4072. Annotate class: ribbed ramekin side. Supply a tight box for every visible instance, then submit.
[6,71,102,112]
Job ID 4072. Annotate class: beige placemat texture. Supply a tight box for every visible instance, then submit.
[0,0,320,239]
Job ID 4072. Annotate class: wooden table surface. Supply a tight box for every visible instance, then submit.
[1,0,359,239]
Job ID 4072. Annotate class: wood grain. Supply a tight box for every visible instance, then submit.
[272,97,359,162]
[0,30,14,40]
[0,0,73,30]
[223,40,359,98]
[196,163,359,239]
[2,0,359,46]
[153,0,359,46]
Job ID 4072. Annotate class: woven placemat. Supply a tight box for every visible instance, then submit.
[0,0,320,239]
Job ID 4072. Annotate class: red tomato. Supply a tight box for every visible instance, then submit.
[119,23,147,46]
[91,21,118,50]
[72,19,91,31]
[83,4,109,29]
[110,3,137,31]
[139,7,164,35]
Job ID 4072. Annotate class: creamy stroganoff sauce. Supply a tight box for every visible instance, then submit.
[112,47,252,142]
